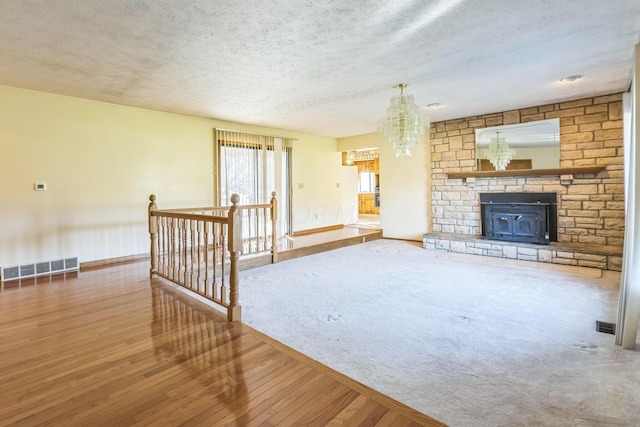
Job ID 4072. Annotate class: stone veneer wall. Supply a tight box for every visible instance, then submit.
[429,93,624,269]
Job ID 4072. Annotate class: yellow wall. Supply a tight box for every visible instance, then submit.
[291,138,343,229]
[0,85,340,267]
[338,132,431,240]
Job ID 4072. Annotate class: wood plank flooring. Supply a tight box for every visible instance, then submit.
[0,261,443,426]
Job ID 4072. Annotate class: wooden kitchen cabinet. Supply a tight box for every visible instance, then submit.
[358,193,375,214]
[366,160,375,172]
[356,159,378,173]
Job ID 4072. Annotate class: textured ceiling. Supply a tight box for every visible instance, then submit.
[1,0,639,138]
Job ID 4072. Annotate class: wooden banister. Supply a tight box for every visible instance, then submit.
[148,195,158,279]
[147,192,279,322]
[151,211,228,222]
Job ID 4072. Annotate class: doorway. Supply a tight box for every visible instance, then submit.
[343,149,380,228]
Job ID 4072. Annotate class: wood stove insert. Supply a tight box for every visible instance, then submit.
[480,192,557,245]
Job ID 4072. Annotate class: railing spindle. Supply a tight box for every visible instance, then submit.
[164,217,169,278]
[196,220,202,294]
[204,221,210,297]
[213,224,218,300]
[169,217,175,281]
[262,206,267,252]
[271,191,278,263]
[181,219,187,286]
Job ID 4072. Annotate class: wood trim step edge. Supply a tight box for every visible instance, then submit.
[291,224,344,236]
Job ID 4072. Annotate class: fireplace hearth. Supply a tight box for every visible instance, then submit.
[480,193,557,245]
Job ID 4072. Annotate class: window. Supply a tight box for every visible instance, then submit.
[358,172,376,193]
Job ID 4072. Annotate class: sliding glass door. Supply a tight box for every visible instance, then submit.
[216,129,292,236]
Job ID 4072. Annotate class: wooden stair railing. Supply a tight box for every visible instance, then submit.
[148,193,278,322]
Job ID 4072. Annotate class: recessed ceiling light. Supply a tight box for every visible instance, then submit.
[426,103,442,108]
[560,75,582,82]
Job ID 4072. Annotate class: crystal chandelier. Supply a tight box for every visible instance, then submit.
[345,151,355,165]
[377,84,429,158]
[486,131,515,171]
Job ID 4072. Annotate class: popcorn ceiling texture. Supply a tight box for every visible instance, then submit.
[0,1,638,137]
[428,94,624,270]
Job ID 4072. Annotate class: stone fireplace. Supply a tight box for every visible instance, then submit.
[480,192,557,245]
[424,94,625,271]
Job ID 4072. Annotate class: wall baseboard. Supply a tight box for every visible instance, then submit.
[291,224,344,236]
[81,254,149,270]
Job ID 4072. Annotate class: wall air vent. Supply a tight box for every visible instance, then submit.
[595,320,616,335]
[1,257,79,282]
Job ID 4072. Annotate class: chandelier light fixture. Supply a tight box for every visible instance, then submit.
[486,131,515,171]
[345,151,355,165]
[377,84,429,158]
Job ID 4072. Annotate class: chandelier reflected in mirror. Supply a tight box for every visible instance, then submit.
[486,131,515,171]
[377,84,429,158]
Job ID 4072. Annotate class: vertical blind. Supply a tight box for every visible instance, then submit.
[215,128,293,236]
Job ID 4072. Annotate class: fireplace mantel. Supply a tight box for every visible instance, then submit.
[446,166,605,180]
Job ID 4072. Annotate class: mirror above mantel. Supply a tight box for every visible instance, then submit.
[447,116,605,180]
[475,118,560,171]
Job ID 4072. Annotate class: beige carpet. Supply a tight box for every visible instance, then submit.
[239,239,639,427]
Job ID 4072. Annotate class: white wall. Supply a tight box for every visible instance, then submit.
[0,85,340,267]
[341,166,358,225]
[338,132,430,241]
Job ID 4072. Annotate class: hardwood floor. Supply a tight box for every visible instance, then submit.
[0,261,443,426]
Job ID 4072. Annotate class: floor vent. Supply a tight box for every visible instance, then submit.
[595,320,616,335]
[1,257,79,282]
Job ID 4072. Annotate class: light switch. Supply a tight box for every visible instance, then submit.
[34,183,47,191]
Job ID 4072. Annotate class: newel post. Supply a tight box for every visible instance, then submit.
[148,194,158,278]
[270,191,278,264]
[227,193,242,321]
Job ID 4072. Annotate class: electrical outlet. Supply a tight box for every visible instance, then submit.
[34,183,47,191]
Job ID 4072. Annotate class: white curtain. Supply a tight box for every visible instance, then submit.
[617,44,640,349]
[215,129,293,236]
